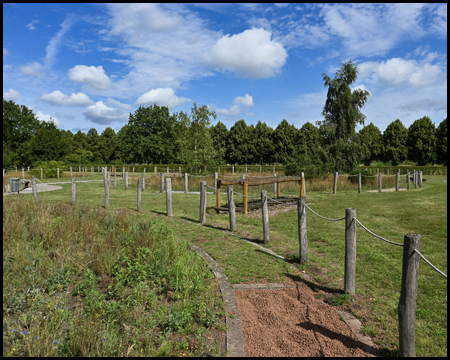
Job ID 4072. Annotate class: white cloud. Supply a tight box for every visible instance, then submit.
[44,15,75,68]
[210,94,254,118]
[106,98,131,109]
[26,19,39,30]
[399,97,447,112]
[359,58,442,87]
[20,62,43,77]
[135,88,190,108]
[41,90,94,106]
[233,94,254,107]
[83,101,129,124]
[3,48,8,60]
[68,65,112,90]
[204,28,287,78]
[3,88,20,101]
[35,111,61,127]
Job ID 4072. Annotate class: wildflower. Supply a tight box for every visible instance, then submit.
[35,336,38,339]
[23,331,28,335]
[54,341,58,344]
[13,329,17,332]
[55,306,59,308]
[103,338,106,341]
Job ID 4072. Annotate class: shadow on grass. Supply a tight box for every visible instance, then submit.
[149,209,168,216]
[180,216,200,223]
[283,272,343,295]
[296,322,381,357]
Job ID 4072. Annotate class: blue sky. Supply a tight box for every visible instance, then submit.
[3,3,447,134]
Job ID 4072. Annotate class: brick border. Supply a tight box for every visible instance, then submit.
[192,245,245,357]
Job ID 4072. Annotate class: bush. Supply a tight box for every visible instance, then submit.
[31,161,66,178]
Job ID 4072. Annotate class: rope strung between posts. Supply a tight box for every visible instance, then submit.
[304,204,345,221]
[352,217,403,246]
[413,249,447,279]
[266,196,296,205]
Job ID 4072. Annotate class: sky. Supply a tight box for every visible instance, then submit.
[3,3,447,135]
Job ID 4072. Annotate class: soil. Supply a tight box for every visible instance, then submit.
[235,281,372,357]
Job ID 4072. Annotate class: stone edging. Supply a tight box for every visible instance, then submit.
[191,245,245,357]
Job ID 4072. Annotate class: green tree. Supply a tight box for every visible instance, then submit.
[273,119,298,164]
[284,145,331,178]
[253,121,274,164]
[406,116,436,166]
[359,122,384,165]
[226,119,253,164]
[299,121,321,152]
[382,119,408,165]
[210,121,228,164]
[30,122,67,163]
[435,118,447,165]
[99,127,119,164]
[73,130,89,151]
[317,60,370,173]
[122,105,180,164]
[3,99,41,167]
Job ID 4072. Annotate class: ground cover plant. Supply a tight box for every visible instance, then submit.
[3,199,226,357]
[4,172,446,357]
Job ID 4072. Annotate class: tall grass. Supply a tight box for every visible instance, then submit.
[3,199,226,357]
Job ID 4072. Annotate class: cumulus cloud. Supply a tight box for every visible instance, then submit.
[41,90,94,106]
[135,88,191,108]
[204,28,288,78]
[20,62,43,77]
[359,58,442,87]
[210,94,254,118]
[83,101,129,124]
[68,65,112,90]
[3,88,20,101]
[35,111,61,127]
[3,48,8,60]
[399,97,447,112]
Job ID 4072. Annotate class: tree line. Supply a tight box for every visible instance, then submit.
[3,61,447,174]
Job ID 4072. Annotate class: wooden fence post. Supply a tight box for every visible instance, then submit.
[154,166,157,175]
[165,178,173,216]
[79,166,81,173]
[133,167,135,178]
[160,173,165,192]
[105,175,110,209]
[57,168,59,179]
[32,176,39,204]
[261,190,270,243]
[71,177,76,206]
[214,172,218,194]
[179,166,181,175]
[273,173,277,196]
[141,172,145,191]
[91,166,94,177]
[243,181,248,215]
[185,173,188,194]
[227,185,236,231]
[167,166,169,174]
[241,173,245,180]
[137,179,142,212]
[22,168,25,179]
[125,172,128,190]
[70,166,73,177]
[41,168,43,180]
[344,208,356,295]
[245,165,248,173]
[358,172,362,193]
[200,181,207,224]
[419,171,423,187]
[333,172,338,194]
[114,169,117,189]
[301,172,306,196]
[108,171,111,188]
[396,172,400,191]
[232,165,234,173]
[407,170,410,190]
[27,166,30,172]
[378,172,382,192]
[398,233,421,357]
[298,197,307,263]
[387,168,390,175]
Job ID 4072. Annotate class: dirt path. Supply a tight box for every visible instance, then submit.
[234,282,375,357]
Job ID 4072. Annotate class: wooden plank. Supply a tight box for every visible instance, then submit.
[243,182,248,215]
[218,176,302,187]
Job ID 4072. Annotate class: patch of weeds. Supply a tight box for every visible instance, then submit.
[361,324,379,337]
[326,293,351,306]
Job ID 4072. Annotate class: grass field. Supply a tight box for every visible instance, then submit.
[3,173,447,357]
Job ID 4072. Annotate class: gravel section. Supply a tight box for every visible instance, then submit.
[235,282,373,357]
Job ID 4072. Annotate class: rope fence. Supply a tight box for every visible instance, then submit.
[352,217,404,246]
[304,204,345,221]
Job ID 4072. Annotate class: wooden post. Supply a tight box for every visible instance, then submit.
[407,170,410,190]
[245,165,247,173]
[70,166,73,177]
[179,166,181,175]
[378,172,382,192]
[344,208,356,295]
[160,173,165,192]
[414,171,418,188]
[261,190,270,243]
[166,178,173,216]
[137,179,142,212]
[398,233,421,357]
[41,168,43,180]
[277,179,281,199]
[27,166,30,172]
[419,171,422,187]
[32,176,39,204]
[232,166,234,173]
[167,166,169,174]
[227,185,236,231]
[242,173,245,180]
[273,173,277,196]
[243,181,248,215]
[57,168,59,179]
[376,168,379,175]
[133,167,135,178]
[387,168,390,175]
[200,181,207,224]
[125,172,128,190]
[107,171,111,188]
[185,173,188,194]
[79,166,81,173]
[71,176,76,206]
[396,172,400,191]
[298,197,307,263]
[105,175,110,209]
[358,172,362,193]
[301,172,306,196]
[333,172,338,194]
[141,172,145,191]
[154,166,157,175]
[22,168,25,179]
[300,174,305,197]
[214,172,218,194]
[216,183,221,208]
[122,167,124,178]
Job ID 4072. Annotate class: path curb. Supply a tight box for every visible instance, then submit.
[192,245,245,357]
